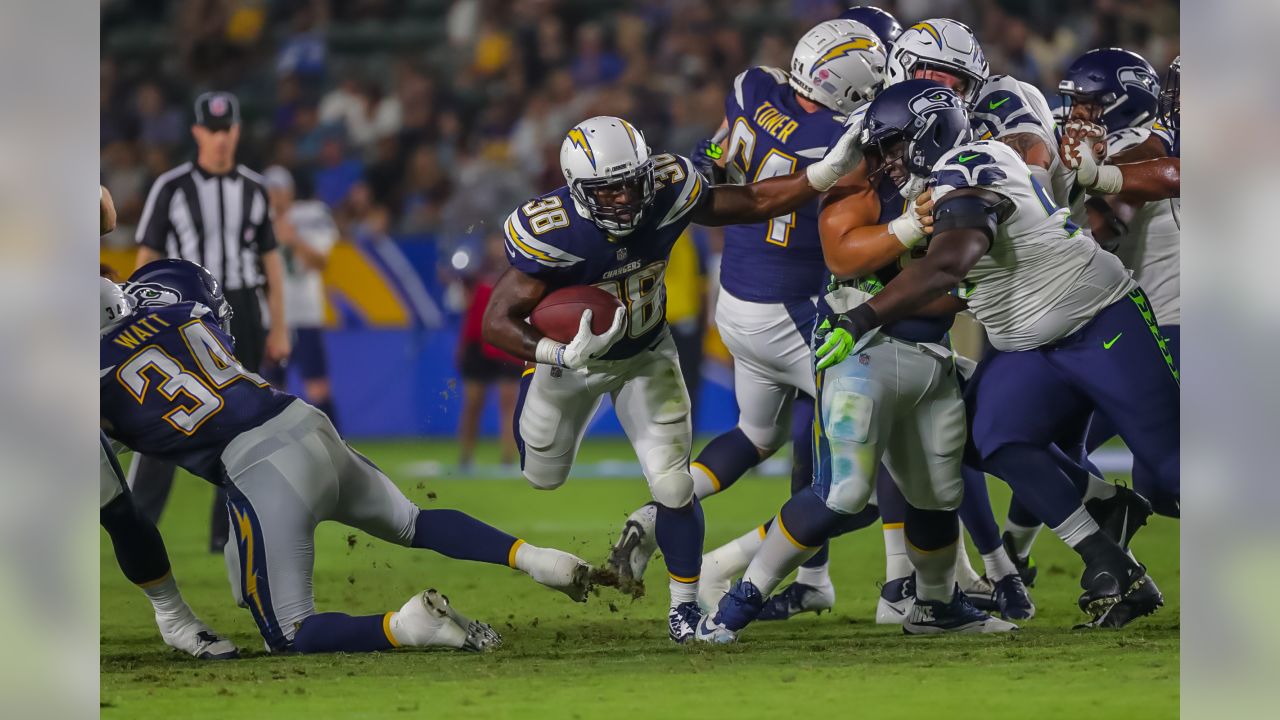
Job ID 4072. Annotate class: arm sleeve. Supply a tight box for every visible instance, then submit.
[135,179,173,251]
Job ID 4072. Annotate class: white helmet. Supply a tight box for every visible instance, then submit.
[790,19,887,113]
[560,116,654,237]
[100,276,132,335]
[886,19,989,105]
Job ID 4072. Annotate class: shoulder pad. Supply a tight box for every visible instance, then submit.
[653,153,706,229]
[972,76,1049,141]
[733,66,788,112]
[929,141,1017,198]
[503,197,586,272]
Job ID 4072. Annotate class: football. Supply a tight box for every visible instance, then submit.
[530,285,624,343]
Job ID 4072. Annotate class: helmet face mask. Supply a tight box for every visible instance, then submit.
[1158,56,1180,130]
[862,80,972,196]
[572,160,656,235]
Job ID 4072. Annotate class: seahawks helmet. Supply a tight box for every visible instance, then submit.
[1058,48,1160,132]
[837,6,903,46]
[860,80,972,192]
[125,259,233,332]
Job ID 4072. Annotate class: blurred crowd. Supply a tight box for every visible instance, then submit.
[101,0,1179,257]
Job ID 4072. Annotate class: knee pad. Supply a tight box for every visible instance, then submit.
[650,471,694,509]
[738,421,787,457]
[899,480,962,512]
[523,464,569,491]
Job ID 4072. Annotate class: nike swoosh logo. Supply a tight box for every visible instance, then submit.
[1119,507,1130,549]
[1103,332,1123,349]
[958,154,979,163]
[988,97,1010,110]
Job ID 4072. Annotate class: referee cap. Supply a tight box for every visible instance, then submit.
[194,91,240,131]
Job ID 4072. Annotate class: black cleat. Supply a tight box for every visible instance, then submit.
[1078,553,1149,621]
[1002,532,1038,587]
[1086,484,1153,550]
[1077,574,1164,629]
[993,574,1036,620]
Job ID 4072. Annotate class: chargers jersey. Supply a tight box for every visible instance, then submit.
[931,140,1136,351]
[821,107,954,346]
[504,153,705,359]
[719,67,848,303]
[101,302,293,481]
[970,76,1086,233]
[1106,126,1180,325]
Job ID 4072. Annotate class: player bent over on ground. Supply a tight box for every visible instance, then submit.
[482,114,865,642]
[101,261,591,654]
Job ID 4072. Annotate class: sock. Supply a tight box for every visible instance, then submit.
[412,508,519,565]
[140,573,195,623]
[292,612,394,653]
[1003,518,1041,560]
[953,532,982,587]
[883,523,910,580]
[741,490,837,596]
[691,428,762,499]
[656,498,705,589]
[981,548,1018,581]
[905,506,959,603]
[704,525,765,580]
[1051,505,1102,549]
[101,493,173,586]
[957,463,1002,554]
[669,577,697,605]
[795,562,831,587]
[1083,473,1117,502]
[985,443,1082,527]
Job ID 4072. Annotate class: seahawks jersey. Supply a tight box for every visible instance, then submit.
[930,140,1137,351]
[1106,127,1180,325]
[719,67,848,303]
[101,302,293,482]
[971,76,1085,233]
[504,153,705,359]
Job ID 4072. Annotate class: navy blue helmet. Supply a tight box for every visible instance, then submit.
[126,259,233,332]
[860,80,972,187]
[1158,55,1180,130]
[837,6,903,47]
[1058,48,1160,132]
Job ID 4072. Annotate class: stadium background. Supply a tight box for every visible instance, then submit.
[99,0,1180,440]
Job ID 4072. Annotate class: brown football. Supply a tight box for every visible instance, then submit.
[530,285,625,343]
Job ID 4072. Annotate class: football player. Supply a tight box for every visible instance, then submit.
[102,261,593,654]
[482,115,865,642]
[100,278,239,660]
[815,81,1173,628]
[603,19,888,620]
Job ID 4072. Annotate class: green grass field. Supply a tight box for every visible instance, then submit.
[101,439,1178,719]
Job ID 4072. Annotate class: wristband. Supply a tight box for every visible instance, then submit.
[1091,164,1124,195]
[535,337,566,366]
[888,213,927,248]
[806,162,840,192]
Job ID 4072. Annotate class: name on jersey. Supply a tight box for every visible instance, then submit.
[753,101,799,143]
[111,313,173,349]
[602,260,642,279]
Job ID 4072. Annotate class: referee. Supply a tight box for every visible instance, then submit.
[131,91,290,552]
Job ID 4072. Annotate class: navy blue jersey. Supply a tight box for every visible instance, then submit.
[100,302,293,482]
[719,67,847,303]
[504,153,705,360]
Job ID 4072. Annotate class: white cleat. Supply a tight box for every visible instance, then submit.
[875,576,913,625]
[960,574,997,612]
[696,554,735,612]
[606,503,658,591]
[159,617,240,660]
[524,546,592,602]
[902,588,1019,636]
[694,615,739,645]
[391,589,501,652]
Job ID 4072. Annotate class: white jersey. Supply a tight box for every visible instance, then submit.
[931,140,1136,351]
[1105,127,1181,326]
[970,76,1078,219]
[281,200,338,328]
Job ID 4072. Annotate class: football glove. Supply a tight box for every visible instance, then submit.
[691,138,725,184]
[807,121,865,191]
[536,307,627,372]
[814,304,879,371]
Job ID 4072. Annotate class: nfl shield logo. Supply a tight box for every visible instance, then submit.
[616,247,628,261]
[210,96,229,116]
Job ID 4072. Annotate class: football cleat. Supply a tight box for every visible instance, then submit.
[903,587,1019,635]
[993,574,1036,620]
[160,618,240,660]
[1085,484,1153,550]
[668,601,703,644]
[606,503,658,593]
[390,589,500,652]
[960,574,997,612]
[1077,574,1163,629]
[695,552,735,612]
[1002,531,1038,587]
[525,546,593,602]
[695,579,766,644]
[757,582,835,621]
[875,575,914,625]
[1077,552,1149,621]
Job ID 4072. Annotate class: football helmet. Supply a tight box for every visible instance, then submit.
[1157,55,1180,131]
[790,19,887,114]
[837,6,903,46]
[886,19,989,105]
[560,116,654,237]
[125,259,233,332]
[860,80,972,191]
[1059,48,1160,132]
[99,277,132,335]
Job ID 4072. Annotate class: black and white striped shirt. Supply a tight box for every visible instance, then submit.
[136,162,277,291]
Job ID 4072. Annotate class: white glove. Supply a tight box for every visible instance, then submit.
[535,307,627,372]
[1061,120,1123,194]
[888,188,933,248]
[807,121,864,191]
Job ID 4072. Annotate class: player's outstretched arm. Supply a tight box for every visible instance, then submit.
[864,222,988,325]
[482,266,551,363]
[817,173,932,279]
[1113,157,1181,202]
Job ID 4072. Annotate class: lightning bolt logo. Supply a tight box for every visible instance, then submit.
[567,127,596,169]
[814,37,878,70]
[910,22,942,47]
